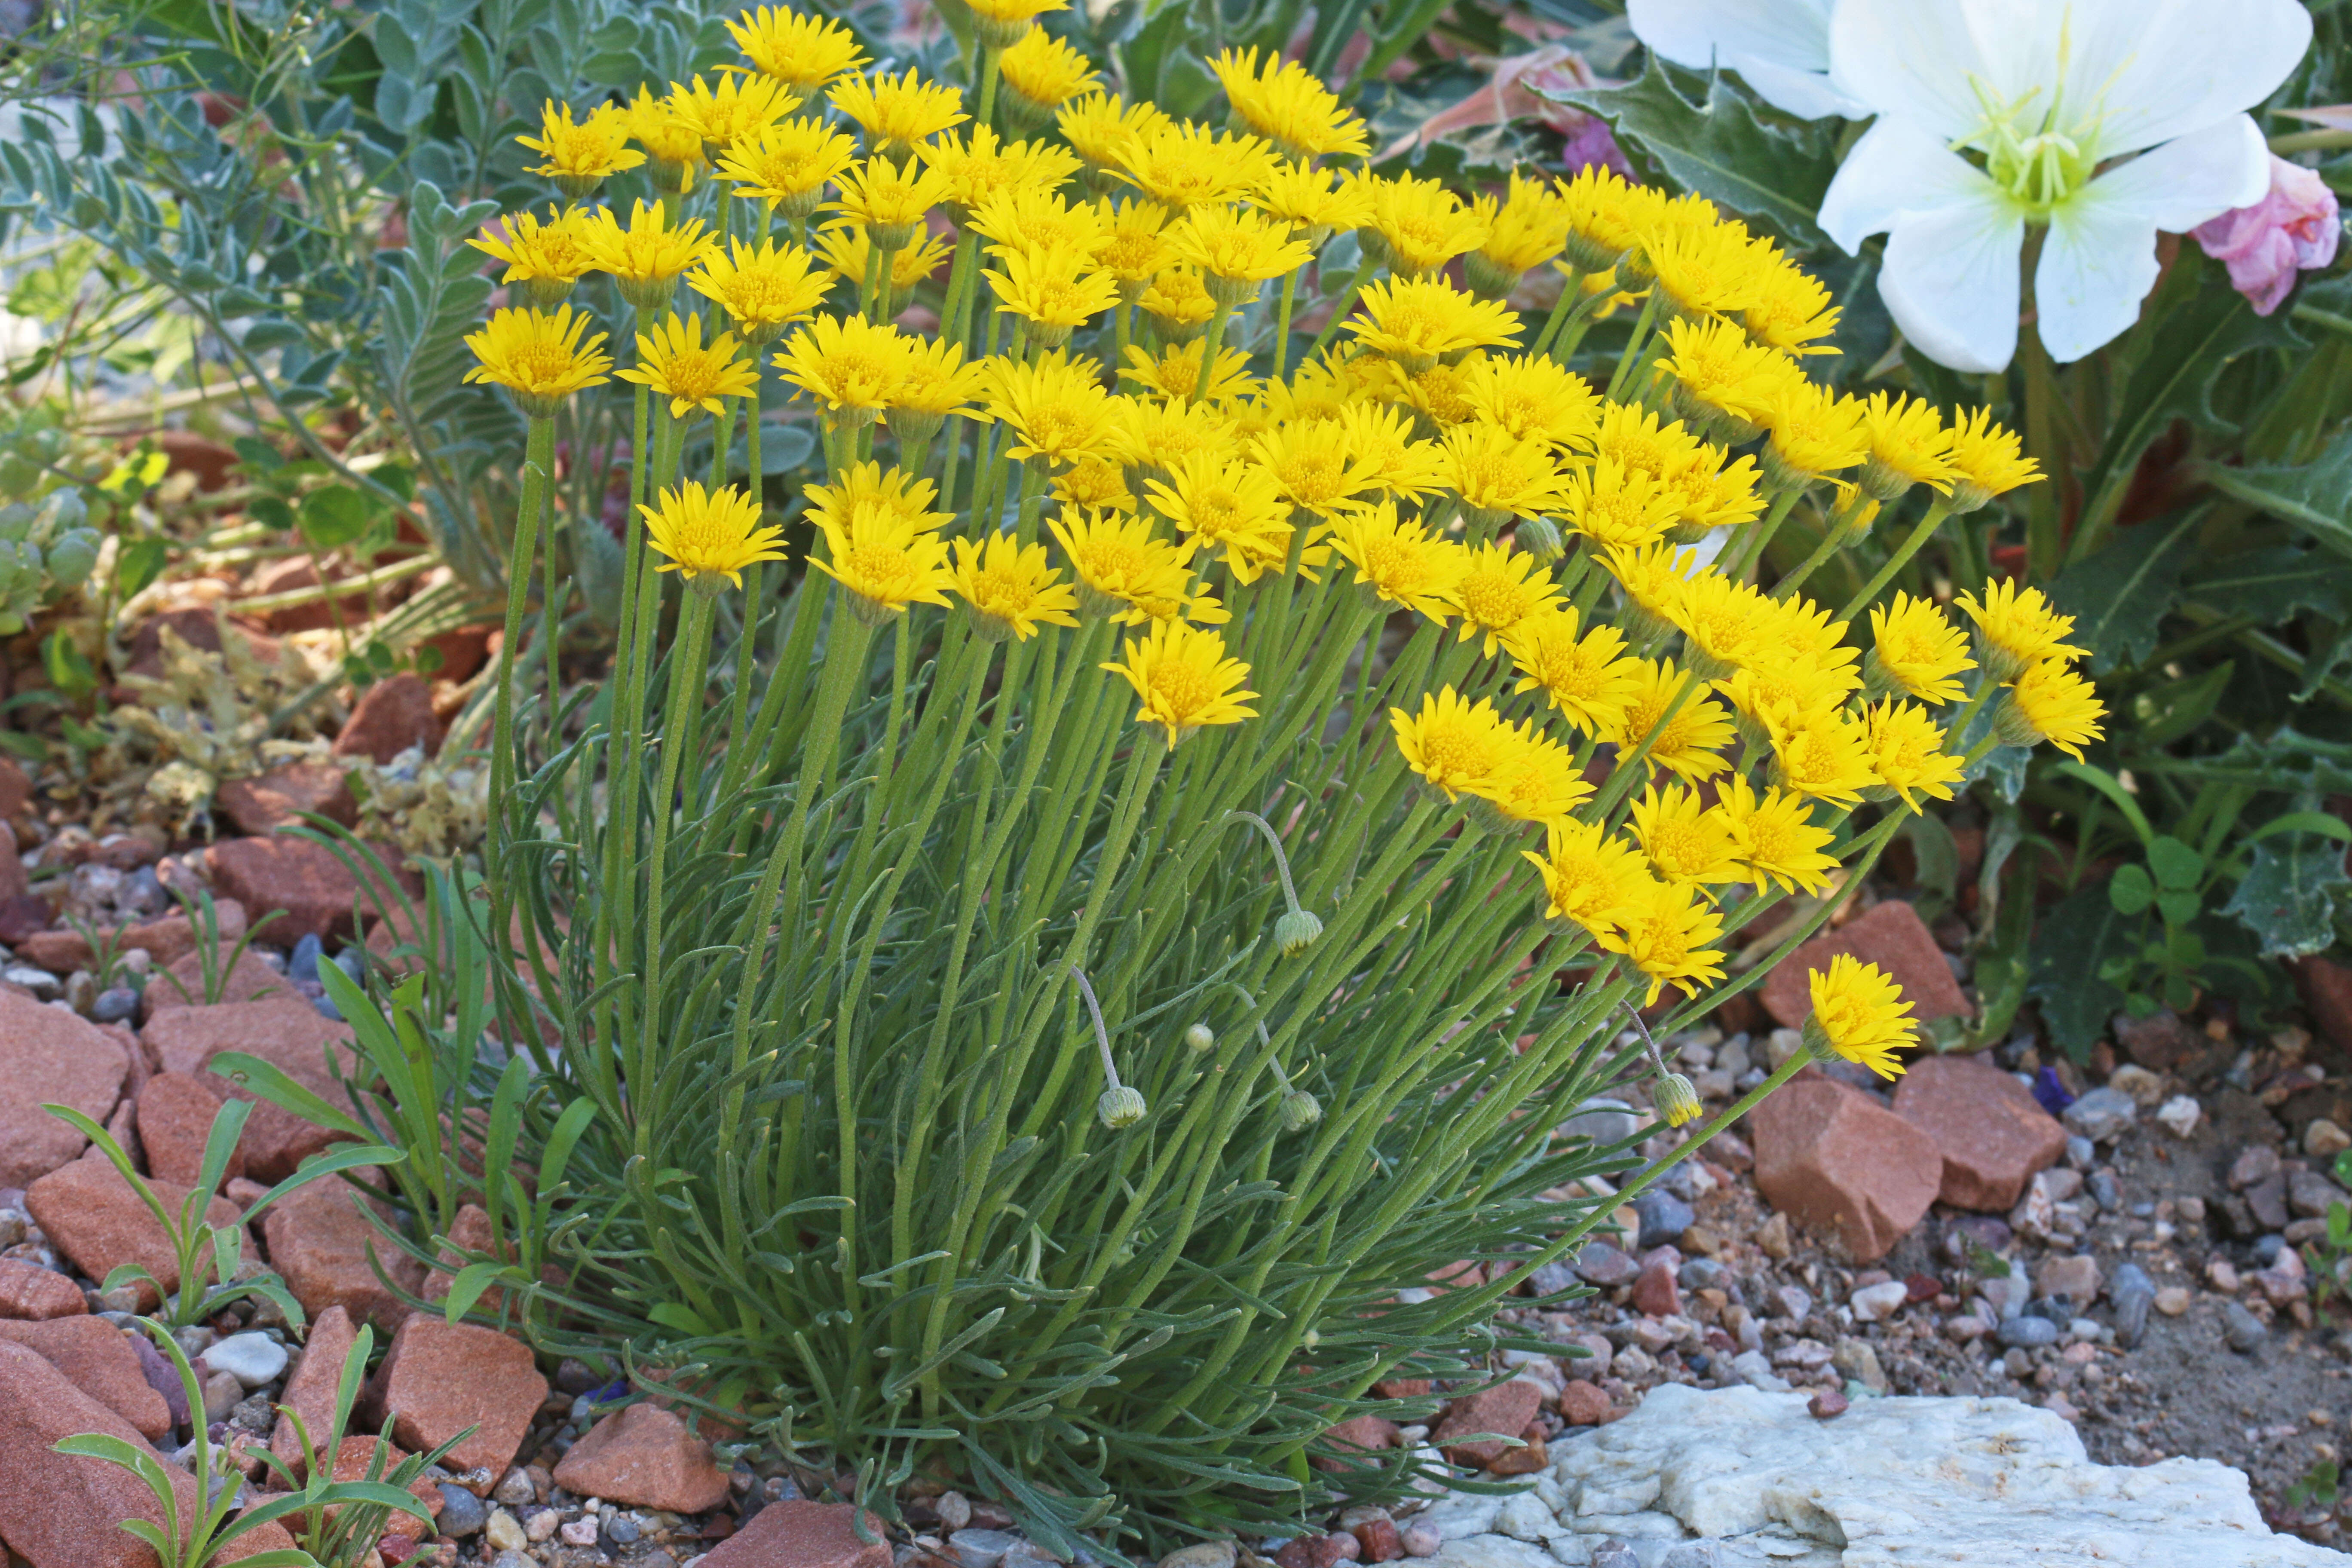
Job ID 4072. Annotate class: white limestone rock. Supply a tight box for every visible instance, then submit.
[1430,1533,1565,1568]
[1538,1384,2350,1566]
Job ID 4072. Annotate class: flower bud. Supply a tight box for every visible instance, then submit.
[1274,908,1324,956]
[1185,1023,1216,1052]
[1097,1086,1146,1130]
[1279,1090,1322,1131]
[1516,515,1565,562]
[1653,1072,1703,1128]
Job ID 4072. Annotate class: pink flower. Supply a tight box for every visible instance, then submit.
[2192,154,2342,315]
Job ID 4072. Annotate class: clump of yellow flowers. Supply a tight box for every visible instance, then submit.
[454,10,2106,1532]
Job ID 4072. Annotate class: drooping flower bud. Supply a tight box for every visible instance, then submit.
[1279,1090,1322,1131]
[1653,1071,1703,1128]
[1275,908,1324,956]
[1098,1086,1147,1129]
[1185,1023,1216,1052]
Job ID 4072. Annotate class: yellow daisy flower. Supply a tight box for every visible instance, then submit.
[1391,687,1509,802]
[718,118,860,219]
[807,481,956,624]
[922,128,1081,219]
[1252,159,1375,248]
[1599,879,1727,1004]
[1120,340,1257,404]
[1442,423,1568,529]
[1461,354,1600,450]
[689,237,833,346]
[627,85,708,192]
[462,304,613,417]
[1523,818,1655,939]
[468,205,597,307]
[986,246,1122,344]
[965,0,1070,49]
[1049,509,1200,621]
[1943,407,2043,513]
[1605,658,1735,784]
[1953,578,2081,682]
[998,30,1099,123]
[1453,540,1562,655]
[639,480,786,591]
[583,199,719,312]
[1168,204,1314,303]
[1501,608,1638,737]
[1102,619,1258,744]
[1209,47,1367,159]
[772,312,914,419]
[1765,702,1878,807]
[1329,502,1468,622]
[1474,720,1592,830]
[951,533,1080,642]
[1858,392,1955,501]
[1137,266,1220,342]
[1467,172,1572,295]
[616,312,758,420]
[729,8,869,90]
[826,157,953,248]
[1803,955,1917,1079]
[1719,776,1838,896]
[1760,376,1870,487]
[1629,783,1743,888]
[1112,120,1272,210]
[1144,451,1297,584]
[829,67,969,156]
[1995,657,2107,760]
[1865,593,1975,705]
[975,349,1119,468]
[516,101,644,198]
[668,72,797,159]
[815,223,954,317]
[1364,171,1491,277]
[1562,458,1680,552]
[1346,274,1522,370]
[1862,700,1966,812]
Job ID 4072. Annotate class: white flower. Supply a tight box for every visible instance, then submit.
[1626,0,1867,122]
[1819,0,2311,373]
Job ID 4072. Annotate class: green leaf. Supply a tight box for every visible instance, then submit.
[441,1260,509,1323]
[2027,883,2136,1061]
[2203,429,2352,561]
[248,496,294,532]
[41,631,95,699]
[2147,836,2203,891]
[2083,250,2303,508]
[2223,832,2351,958]
[114,537,168,599]
[2192,545,2352,623]
[1553,58,1838,248]
[2110,863,2155,915]
[2043,510,2199,674]
[2156,890,2202,927]
[297,487,374,550]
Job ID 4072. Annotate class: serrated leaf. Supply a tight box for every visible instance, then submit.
[1553,58,1837,248]
[2082,251,2303,508]
[2223,832,2350,958]
[2203,429,2352,562]
[2043,509,2199,674]
[2027,882,2135,1060]
[2191,545,2352,622]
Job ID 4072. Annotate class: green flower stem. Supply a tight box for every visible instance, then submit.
[1113,296,1133,369]
[975,44,1003,130]
[1303,257,1373,364]
[1011,458,1048,545]
[1269,267,1300,381]
[1191,300,1232,404]
[1603,287,1663,404]
[488,413,554,1029]
[1723,483,1804,584]
[631,585,717,1153]
[1837,498,1954,621]
[856,237,885,324]
[1528,269,1581,358]
[1769,525,1847,603]
[718,386,767,784]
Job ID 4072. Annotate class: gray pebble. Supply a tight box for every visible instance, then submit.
[1590,1543,1640,1568]
[1997,1315,2060,1349]
[494,1467,537,1507]
[289,933,322,983]
[493,1555,535,1568]
[2064,1135,2095,1170]
[2108,1263,2156,1349]
[1677,1257,1725,1292]
[1635,1191,1694,1249]
[2062,1087,2137,1142]
[2252,1234,2285,1267]
[2086,1172,2119,1212]
[603,1511,643,1547]
[437,1484,489,1537]
[92,986,138,1024]
[2224,1301,2267,1354]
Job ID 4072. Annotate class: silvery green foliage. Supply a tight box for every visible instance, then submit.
[0,490,102,636]
[0,0,732,595]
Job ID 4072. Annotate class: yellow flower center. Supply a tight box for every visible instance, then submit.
[1149,661,1216,719]
[846,545,921,599]
[1458,567,1532,629]
[1646,820,1713,879]
[1418,721,1498,785]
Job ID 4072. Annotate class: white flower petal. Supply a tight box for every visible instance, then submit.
[2035,118,2273,363]
[2053,0,2312,159]
[1881,194,2027,374]
[1818,117,2002,254]
[1626,0,1865,119]
[1628,0,1833,77]
[1731,56,1871,122]
[1828,0,2048,144]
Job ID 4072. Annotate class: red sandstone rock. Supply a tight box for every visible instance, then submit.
[1311,1412,1403,1474]
[1750,1078,1944,1263]
[1352,1516,1402,1562]
[1429,1380,1544,1468]
[270,1305,361,1477]
[0,893,50,944]
[697,1501,893,1568]
[1631,1257,1681,1317]
[0,823,24,901]
[2295,955,2352,1055]
[0,991,128,1187]
[216,762,359,836]
[136,1072,242,1189]
[157,429,240,492]
[262,1173,425,1333]
[204,836,422,944]
[332,674,442,764]
[246,557,372,636]
[139,998,358,1182]
[25,1158,252,1312]
[0,1318,171,1439]
[1891,1054,2067,1212]
[144,945,290,1020]
[1558,1379,1612,1426]
[421,625,493,685]
[421,1202,511,1317]
[0,1259,84,1321]
[0,1340,300,1568]
[122,606,283,683]
[551,1402,730,1513]
[0,756,29,821]
[1761,901,1972,1030]
[17,900,248,976]
[368,1314,547,1492]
